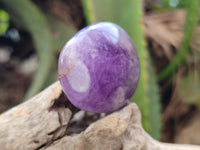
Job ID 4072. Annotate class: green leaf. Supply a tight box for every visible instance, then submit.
[1,0,54,100]
[158,0,200,81]
[146,55,162,138]
[46,16,77,51]
[179,71,200,109]
[82,0,161,139]
[0,9,9,35]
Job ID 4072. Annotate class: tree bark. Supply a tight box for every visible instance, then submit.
[0,81,199,150]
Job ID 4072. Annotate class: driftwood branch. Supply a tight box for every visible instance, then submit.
[0,81,72,149]
[0,81,199,150]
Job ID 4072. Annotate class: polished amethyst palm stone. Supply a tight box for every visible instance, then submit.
[58,22,140,113]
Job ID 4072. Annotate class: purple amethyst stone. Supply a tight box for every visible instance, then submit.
[58,22,140,113]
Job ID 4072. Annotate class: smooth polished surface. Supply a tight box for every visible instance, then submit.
[58,22,140,113]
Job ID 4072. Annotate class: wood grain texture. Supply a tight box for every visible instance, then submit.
[0,81,199,150]
[0,81,72,150]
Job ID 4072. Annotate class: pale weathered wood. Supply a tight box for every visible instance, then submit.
[0,81,199,150]
[41,103,200,150]
[0,81,72,150]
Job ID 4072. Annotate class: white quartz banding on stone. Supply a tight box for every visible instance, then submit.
[67,60,90,93]
[111,87,125,110]
[58,22,140,112]
[101,23,119,44]
[89,22,119,44]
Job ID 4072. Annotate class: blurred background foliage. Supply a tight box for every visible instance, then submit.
[0,0,200,143]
